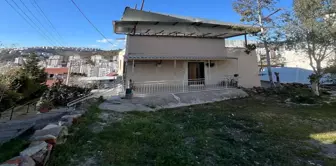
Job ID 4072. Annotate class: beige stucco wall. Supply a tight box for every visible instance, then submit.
[126,36,260,88]
[127,60,185,82]
[128,36,226,57]
[203,60,238,85]
[237,50,261,88]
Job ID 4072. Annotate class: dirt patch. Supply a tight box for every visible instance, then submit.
[88,122,106,134]
[71,156,100,166]
[98,111,124,123]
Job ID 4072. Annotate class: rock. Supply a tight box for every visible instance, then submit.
[20,156,35,166]
[30,135,57,144]
[133,132,142,135]
[60,114,82,126]
[285,98,291,103]
[29,141,46,147]
[42,144,53,166]
[30,126,68,144]
[0,156,21,166]
[20,142,47,157]
[42,124,60,130]
[30,144,52,165]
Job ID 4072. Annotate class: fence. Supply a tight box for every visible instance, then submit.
[132,76,238,95]
[81,77,125,90]
[0,99,39,122]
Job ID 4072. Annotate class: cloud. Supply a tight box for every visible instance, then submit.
[95,37,126,50]
[110,40,125,49]
[89,44,100,48]
[96,38,113,43]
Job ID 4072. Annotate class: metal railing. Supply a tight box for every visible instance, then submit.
[67,79,125,107]
[82,77,125,90]
[0,99,39,121]
[132,76,238,95]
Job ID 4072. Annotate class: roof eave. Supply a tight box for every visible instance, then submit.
[113,21,260,38]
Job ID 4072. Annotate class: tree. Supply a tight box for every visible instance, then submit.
[0,68,23,112]
[282,0,336,95]
[233,0,283,87]
[21,53,47,84]
[0,53,48,112]
[257,45,286,71]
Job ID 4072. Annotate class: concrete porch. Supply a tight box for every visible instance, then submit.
[100,88,249,112]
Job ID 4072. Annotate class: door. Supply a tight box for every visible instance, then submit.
[188,62,205,85]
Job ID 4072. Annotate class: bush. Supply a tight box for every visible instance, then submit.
[249,83,320,104]
[290,95,316,104]
[39,81,91,107]
[36,99,54,111]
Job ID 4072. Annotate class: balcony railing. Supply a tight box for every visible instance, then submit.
[132,76,238,95]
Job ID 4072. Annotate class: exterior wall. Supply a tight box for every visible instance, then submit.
[126,36,261,88]
[204,59,238,85]
[127,60,185,82]
[237,51,261,88]
[126,58,260,88]
[128,36,226,57]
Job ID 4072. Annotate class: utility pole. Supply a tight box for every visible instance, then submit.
[65,60,72,85]
[257,0,274,86]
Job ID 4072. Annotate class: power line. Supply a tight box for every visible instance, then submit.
[10,0,58,46]
[31,0,67,46]
[70,0,114,45]
[4,0,56,46]
[18,0,64,46]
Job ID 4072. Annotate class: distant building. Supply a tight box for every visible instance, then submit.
[84,54,118,77]
[87,65,98,77]
[45,67,68,86]
[68,55,87,74]
[91,55,103,64]
[13,57,26,65]
[47,55,65,68]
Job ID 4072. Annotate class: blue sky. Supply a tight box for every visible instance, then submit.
[0,0,292,50]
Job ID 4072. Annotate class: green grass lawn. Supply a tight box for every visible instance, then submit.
[0,139,28,163]
[48,97,336,166]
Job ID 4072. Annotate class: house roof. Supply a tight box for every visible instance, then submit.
[113,7,260,39]
[106,72,118,76]
[45,68,68,74]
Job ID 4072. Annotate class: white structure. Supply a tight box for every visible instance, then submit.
[225,40,334,70]
[67,55,88,74]
[47,55,64,68]
[91,55,103,64]
[13,57,26,65]
[85,54,118,77]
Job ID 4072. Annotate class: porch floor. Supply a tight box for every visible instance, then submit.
[99,88,248,112]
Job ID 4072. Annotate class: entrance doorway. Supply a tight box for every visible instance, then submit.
[188,62,205,85]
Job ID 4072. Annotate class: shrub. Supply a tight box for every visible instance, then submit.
[249,83,321,104]
[39,81,91,107]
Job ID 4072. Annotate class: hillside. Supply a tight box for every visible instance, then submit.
[0,47,121,61]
